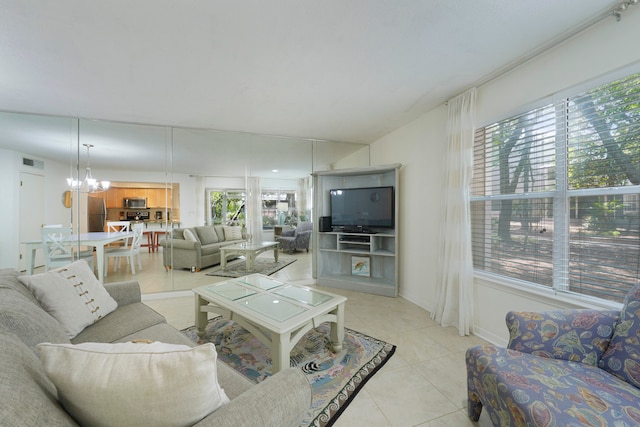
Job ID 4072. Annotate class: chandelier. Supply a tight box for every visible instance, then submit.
[67,143,111,193]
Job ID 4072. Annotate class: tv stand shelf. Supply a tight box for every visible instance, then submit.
[313,164,400,297]
[324,232,396,255]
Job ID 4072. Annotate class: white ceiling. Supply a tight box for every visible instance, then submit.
[0,0,621,146]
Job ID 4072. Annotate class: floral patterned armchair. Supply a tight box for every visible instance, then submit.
[275,222,312,254]
[466,284,640,426]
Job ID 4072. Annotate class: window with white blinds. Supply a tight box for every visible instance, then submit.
[471,72,640,303]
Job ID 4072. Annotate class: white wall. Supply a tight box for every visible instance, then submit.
[370,106,447,309]
[0,149,21,269]
[0,149,73,269]
[332,145,371,170]
[369,10,640,345]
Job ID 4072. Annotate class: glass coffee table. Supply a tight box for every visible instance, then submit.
[193,274,347,373]
[220,241,279,272]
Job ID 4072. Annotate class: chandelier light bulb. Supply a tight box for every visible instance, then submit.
[66,142,110,193]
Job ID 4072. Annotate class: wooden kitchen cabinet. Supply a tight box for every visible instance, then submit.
[145,189,155,207]
[104,184,177,209]
[145,188,170,208]
[106,188,140,208]
[105,189,122,208]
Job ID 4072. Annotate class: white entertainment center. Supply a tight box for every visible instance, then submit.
[312,164,400,297]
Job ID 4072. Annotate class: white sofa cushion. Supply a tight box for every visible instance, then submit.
[37,341,230,427]
[19,260,117,339]
[183,228,198,242]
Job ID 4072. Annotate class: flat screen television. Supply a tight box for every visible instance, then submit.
[329,186,394,229]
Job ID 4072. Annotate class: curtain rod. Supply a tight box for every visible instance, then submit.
[469,3,631,93]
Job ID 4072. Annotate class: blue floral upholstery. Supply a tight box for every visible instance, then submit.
[600,285,640,388]
[465,302,640,426]
[507,310,618,365]
[276,222,312,254]
[467,345,640,426]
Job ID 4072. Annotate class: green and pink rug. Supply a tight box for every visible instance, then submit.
[182,317,395,427]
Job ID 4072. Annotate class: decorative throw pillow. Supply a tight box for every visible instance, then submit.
[214,225,226,241]
[223,226,243,241]
[183,228,198,242]
[599,284,640,387]
[194,226,218,244]
[37,341,230,427]
[18,260,117,339]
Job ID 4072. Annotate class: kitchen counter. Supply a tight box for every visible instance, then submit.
[143,220,181,227]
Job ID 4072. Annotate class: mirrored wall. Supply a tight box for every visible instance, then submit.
[0,110,369,292]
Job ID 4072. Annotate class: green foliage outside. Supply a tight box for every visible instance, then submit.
[210,191,245,227]
[584,200,623,236]
[489,72,640,239]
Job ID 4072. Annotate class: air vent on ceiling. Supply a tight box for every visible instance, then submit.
[23,157,44,169]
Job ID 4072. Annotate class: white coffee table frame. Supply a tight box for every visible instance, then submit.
[220,241,279,272]
[193,274,347,373]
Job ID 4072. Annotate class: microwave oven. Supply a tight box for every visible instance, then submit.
[123,198,147,209]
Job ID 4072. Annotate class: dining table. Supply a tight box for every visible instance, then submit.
[22,231,135,283]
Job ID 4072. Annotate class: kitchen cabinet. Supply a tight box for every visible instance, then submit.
[104,184,178,209]
[105,189,126,208]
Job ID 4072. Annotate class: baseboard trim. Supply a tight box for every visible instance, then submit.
[472,325,508,347]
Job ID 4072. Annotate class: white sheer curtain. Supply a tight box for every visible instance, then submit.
[430,88,477,336]
[246,176,263,242]
[300,176,312,222]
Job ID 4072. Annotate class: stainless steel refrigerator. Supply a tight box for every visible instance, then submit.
[87,197,106,232]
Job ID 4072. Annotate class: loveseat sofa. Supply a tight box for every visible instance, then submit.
[0,265,311,426]
[160,225,245,271]
[466,283,640,426]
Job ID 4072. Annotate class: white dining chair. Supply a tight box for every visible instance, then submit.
[106,221,132,248]
[104,222,143,276]
[41,226,95,271]
[107,221,131,233]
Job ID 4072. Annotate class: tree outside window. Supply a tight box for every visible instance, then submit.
[208,190,245,228]
[472,71,640,303]
[261,190,297,229]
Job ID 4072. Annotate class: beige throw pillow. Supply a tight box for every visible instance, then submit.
[183,228,198,242]
[223,225,243,241]
[19,260,117,338]
[37,341,230,427]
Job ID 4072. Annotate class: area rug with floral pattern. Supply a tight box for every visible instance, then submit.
[205,258,296,278]
[182,317,395,427]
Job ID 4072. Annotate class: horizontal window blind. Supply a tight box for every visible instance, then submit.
[471,198,554,286]
[471,105,557,197]
[569,196,639,302]
[472,72,640,303]
[568,73,640,190]
[471,104,558,288]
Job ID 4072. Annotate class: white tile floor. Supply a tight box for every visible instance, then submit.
[102,249,493,426]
